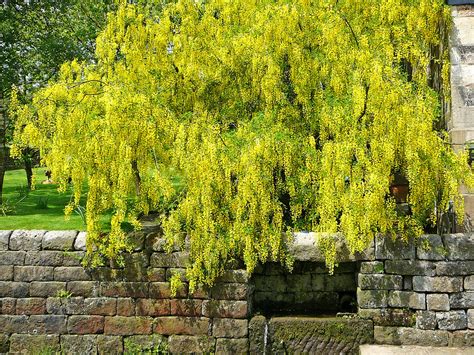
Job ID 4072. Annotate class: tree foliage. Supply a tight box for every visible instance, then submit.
[12,0,473,290]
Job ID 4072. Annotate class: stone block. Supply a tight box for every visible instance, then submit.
[436,261,474,276]
[88,267,123,281]
[74,232,87,251]
[14,266,54,281]
[358,308,415,327]
[249,315,266,354]
[358,274,403,290]
[16,298,46,315]
[0,251,25,265]
[215,338,248,354]
[9,230,45,251]
[436,311,468,330]
[61,335,97,354]
[136,299,170,316]
[465,275,474,290]
[416,310,437,330]
[149,282,187,298]
[0,281,29,297]
[28,315,68,334]
[9,334,60,353]
[449,330,474,347]
[374,326,449,346]
[29,281,65,297]
[101,282,148,298]
[427,293,450,311]
[0,265,13,280]
[413,276,463,293]
[68,315,105,334]
[388,291,425,309]
[360,261,384,274]
[403,276,413,290]
[122,254,150,281]
[0,315,29,333]
[0,230,11,250]
[168,335,215,353]
[166,268,187,282]
[117,298,136,316]
[357,288,388,308]
[104,316,153,335]
[0,333,8,353]
[62,251,84,266]
[218,270,249,283]
[84,297,117,316]
[67,281,100,297]
[469,309,474,329]
[284,274,311,293]
[324,273,356,291]
[42,231,77,250]
[46,297,84,315]
[1,297,16,314]
[450,292,474,308]
[150,252,189,268]
[170,299,202,317]
[385,260,436,276]
[154,316,210,335]
[146,268,166,282]
[375,235,415,260]
[123,335,168,353]
[417,234,446,260]
[97,335,124,355]
[210,283,249,300]
[54,266,91,281]
[202,300,248,318]
[212,318,248,338]
[443,234,474,260]
[24,251,64,266]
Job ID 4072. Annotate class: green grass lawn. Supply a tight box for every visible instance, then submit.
[0,168,92,230]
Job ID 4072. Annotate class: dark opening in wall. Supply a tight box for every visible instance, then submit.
[250,261,357,316]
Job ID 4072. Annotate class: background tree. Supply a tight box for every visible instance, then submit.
[12,0,474,290]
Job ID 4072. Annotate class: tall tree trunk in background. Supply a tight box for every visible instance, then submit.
[23,148,34,190]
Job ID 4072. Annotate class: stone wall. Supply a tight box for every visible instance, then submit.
[0,230,250,354]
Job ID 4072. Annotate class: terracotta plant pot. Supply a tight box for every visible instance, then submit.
[390,184,409,203]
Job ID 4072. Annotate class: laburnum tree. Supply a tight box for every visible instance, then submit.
[12,0,473,291]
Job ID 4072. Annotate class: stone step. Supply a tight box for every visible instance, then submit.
[359,345,474,355]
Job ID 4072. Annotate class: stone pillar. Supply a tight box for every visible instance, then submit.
[449,5,474,219]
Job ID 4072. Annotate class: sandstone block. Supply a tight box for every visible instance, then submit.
[84,297,117,316]
[123,335,168,353]
[15,266,54,281]
[436,311,468,330]
[254,275,286,292]
[146,268,166,282]
[9,334,59,353]
[388,291,425,309]
[0,251,25,265]
[0,281,29,297]
[28,315,68,334]
[465,275,474,290]
[46,297,84,315]
[417,234,445,260]
[117,298,136,316]
[218,270,249,283]
[0,333,9,353]
[154,316,210,336]
[375,235,415,260]
[448,330,474,347]
[54,266,91,281]
[166,268,188,282]
[16,298,46,315]
[358,274,403,290]
[427,293,450,311]
[1,297,16,314]
[358,308,415,327]
[97,335,123,355]
[101,282,148,298]
[68,315,105,334]
[436,261,474,276]
[385,260,436,276]
[450,292,474,308]
[357,288,388,308]
[61,335,97,354]
[168,335,215,353]
[0,265,13,280]
[360,261,384,274]
[469,309,474,329]
[150,252,189,268]
[212,318,248,338]
[0,315,29,333]
[215,338,248,354]
[67,281,100,297]
[136,299,170,316]
[416,310,437,330]
[202,300,248,318]
[413,276,463,293]
[42,230,77,250]
[0,230,11,250]
[210,283,249,300]
[403,276,413,290]
[104,316,153,335]
[9,230,45,251]
[29,281,65,297]
[374,326,449,346]
[149,282,187,298]
[170,299,202,317]
[324,273,356,292]
[443,234,474,260]
[88,267,123,281]
[24,251,64,266]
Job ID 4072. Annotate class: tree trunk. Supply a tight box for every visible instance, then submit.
[24,154,33,190]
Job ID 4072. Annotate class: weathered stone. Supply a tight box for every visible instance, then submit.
[9,230,46,251]
[54,266,91,281]
[324,273,356,292]
[436,311,468,330]
[358,274,403,290]
[1,297,16,314]
[42,230,77,250]
[46,297,84,315]
[202,300,248,318]
[215,338,249,354]
[357,288,388,308]
[123,335,168,353]
[14,265,54,281]
[0,230,11,250]
[0,265,13,280]
[0,281,29,297]
[154,316,210,335]
[375,235,415,260]
[136,299,170,316]
[374,326,449,346]
[68,315,105,334]
[254,275,286,293]
[443,234,474,260]
[403,276,413,290]
[165,268,188,282]
[148,235,187,252]
[358,308,415,327]
[413,276,463,293]
[427,293,450,311]
[122,254,150,281]
[61,335,97,354]
[97,335,124,355]
[388,291,425,309]
[16,298,46,315]
[417,234,446,260]
[450,292,474,308]
[465,275,474,290]
[170,299,202,316]
[212,318,248,338]
[385,260,436,276]
[9,334,60,353]
[62,251,84,266]
[146,268,166,282]
[449,330,474,347]
[125,231,146,251]
[0,251,25,265]
[284,274,311,293]
[74,231,87,251]
[84,298,117,316]
[210,283,249,300]
[218,270,249,283]
[168,335,215,353]
[0,315,29,333]
[468,309,474,330]
[24,251,64,266]
[249,315,266,354]
[416,310,437,330]
[117,298,136,316]
[104,316,153,335]
[88,267,123,281]
[101,281,148,298]
[67,281,100,297]
[29,281,65,297]
[360,261,384,274]
[436,261,474,276]
[149,282,187,298]
[150,252,189,268]
[0,333,9,353]
[28,315,68,334]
